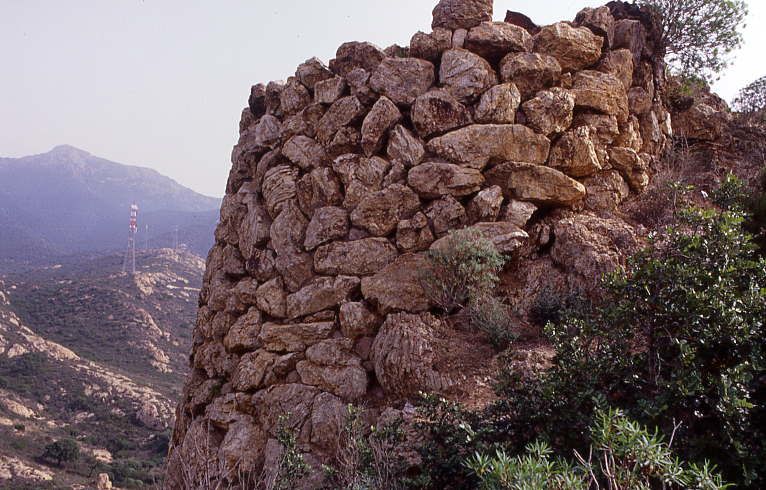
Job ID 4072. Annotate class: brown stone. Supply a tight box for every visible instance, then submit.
[598,49,634,91]
[296,167,344,215]
[286,276,360,319]
[274,251,314,293]
[439,49,497,103]
[548,126,602,177]
[361,96,402,156]
[339,302,382,339]
[409,28,452,62]
[314,76,347,105]
[296,57,333,90]
[474,83,521,124]
[485,162,586,206]
[258,321,335,353]
[238,200,272,260]
[316,96,365,144]
[572,70,629,123]
[256,277,287,319]
[314,238,398,276]
[583,170,630,213]
[407,161,484,198]
[387,125,425,167]
[297,339,368,400]
[499,52,562,99]
[269,201,307,256]
[282,135,327,170]
[521,87,575,136]
[432,221,528,254]
[465,22,532,61]
[431,0,493,30]
[574,6,614,47]
[350,184,421,236]
[232,350,299,391]
[261,165,298,218]
[396,212,435,252]
[330,42,386,76]
[425,195,467,236]
[345,67,377,106]
[607,147,649,192]
[426,124,550,169]
[280,78,312,116]
[500,200,538,228]
[224,308,263,353]
[411,89,472,138]
[369,57,435,106]
[466,185,503,223]
[361,254,432,313]
[304,206,349,250]
[533,22,602,72]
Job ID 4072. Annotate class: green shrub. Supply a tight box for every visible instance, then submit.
[272,414,309,490]
[734,75,766,115]
[41,439,80,467]
[466,296,517,350]
[712,173,747,211]
[467,408,731,490]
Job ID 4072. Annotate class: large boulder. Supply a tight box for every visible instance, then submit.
[316,96,366,143]
[431,221,528,254]
[387,125,425,167]
[282,135,328,170]
[407,161,484,198]
[474,83,521,124]
[571,70,629,123]
[329,41,386,76]
[548,126,602,177]
[297,339,368,400]
[369,57,436,106]
[533,22,602,72]
[258,322,335,353]
[410,28,452,62]
[439,49,498,103]
[607,147,649,192]
[499,52,562,99]
[464,22,532,61]
[411,89,472,138]
[304,206,349,250]
[361,254,431,313]
[313,238,399,276]
[426,124,550,169]
[361,96,402,156]
[431,0,493,30]
[466,185,504,223]
[485,162,586,206]
[350,184,421,236]
[521,87,574,136]
[286,276,360,319]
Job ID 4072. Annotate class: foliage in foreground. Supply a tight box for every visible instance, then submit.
[637,0,748,81]
[416,207,766,489]
[467,408,730,490]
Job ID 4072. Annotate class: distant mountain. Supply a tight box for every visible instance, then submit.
[0,145,221,263]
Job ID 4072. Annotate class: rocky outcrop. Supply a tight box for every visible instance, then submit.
[168,1,669,487]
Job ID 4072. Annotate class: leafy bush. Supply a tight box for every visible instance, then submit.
[422,228,506,312]
[638,0,748,80]
[734,75,766,115]
[270,414,309,490]
[466,296,517,349]
[467,408,731,490]
[41,439,80,467]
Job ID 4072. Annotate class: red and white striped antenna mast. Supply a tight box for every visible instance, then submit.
[122,202,139,274]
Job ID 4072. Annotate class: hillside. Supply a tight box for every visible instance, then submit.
[0,145,221,263]
[0,249,203,488]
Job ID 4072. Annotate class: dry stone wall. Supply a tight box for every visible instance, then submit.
[167,1,670,486]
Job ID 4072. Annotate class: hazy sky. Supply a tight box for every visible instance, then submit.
[1,0,764,197]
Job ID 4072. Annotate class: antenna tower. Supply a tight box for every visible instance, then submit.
[145,224,150,250]
[122,202,139,274]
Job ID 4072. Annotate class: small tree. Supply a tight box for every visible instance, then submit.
[42,439,80,467]
[638,0,748,81]
[733,75,766,114]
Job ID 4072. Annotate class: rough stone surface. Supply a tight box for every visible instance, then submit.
[387,125,426,167]
[499,52,562,99]
[369,57,436,106]
[474,83,521,124]
[521,87,574,136]
[361,96,402,156]
[350,184,421,236]
[439,49,497,103]
[411,89,472,138]
[361,254,431,314]
[533,22,603,72]
[548,126,603,177]
[465,22,532,61]
[486,162,586,206]
[410,28,452,62]
[314,238,399,276]
[407,161,484,198]
[466,185,503,223]
[304,206,349,250]
[431,0,493,30]
[572,70,629,123]
[286,276,360,319]
[608,147,649,192]
[330,42,386,76]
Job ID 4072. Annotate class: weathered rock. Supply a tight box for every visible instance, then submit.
[256,278,287,319]
[296,57,334,90]
[304,206,349,250]
[439,49,497,103]
[387,125,425,167]
[500,199,538,228]
[286,276,360,319]
[224,308,263,353]
[425,195,467,236]
[574,6,614,47]
[269,201,307,256]
[246,248,277,283]
[462,188,501,225]
[672,102,728,142]
[330,42,386,76]
[548,126,602,177]
[296,167,344,215]
[333,155,391,209]
[465,22,532,61]
[222,245,246,277]
[608,147,649,192]
[314,76,347,105]
[628,87,652,115]
[369,57,435,106]
[309,392,347,450]
[474,83,521,124]
[371,312,448,396]
[432,221,528,254]
[361,254,431,313]
[339,302,382,339]
[521,87,574,136]
[533,22,602,72]
[314,238,398,276]
[409,28,452,62]
[396,212,435,252]
[427,124,550,168]
[280,78,312,116]
[249,83,267,118]
[265,81,285,115]
[232,350,298,391]
[598,49,634,91]
[282,135,327,170]
[499,52,562,99]
[361,96,402,156]
[316,96,365,144]
[350,184,421,236]
[408,161,483,199]
[485,162,586,206]
[297,339,368,400]
[253,114,282,149]
[572,70,629,123]
[261,166,298,218]
[411,89,472,138]
[431,0,493,30]
[345,67,377,106]
[238,201,272,260]
[258,321,335,353]
[574,113,620,146]
[274,251,314,293]
[583,170,630,213]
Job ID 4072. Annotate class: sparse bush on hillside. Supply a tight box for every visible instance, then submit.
[41,439,80,467]
[734,75,766,115]
[638,0,748,80]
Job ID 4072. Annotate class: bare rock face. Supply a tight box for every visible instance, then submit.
[407,161,484,198]
[411,89,472,138]
[499,52,562,99]
[350,184,421,236]
[297,339,368,400]
[608,147,649,192]
[439,49,497,103]
[486,162,586,206]
[304,206,349,250]
[465,22,532,61]
[572,70,630,123]
[427,124,550,168]
[314,238,399,275]
[330,42,386,76]
[361,96,402,156]
[361,254,431,313]
[548,126,603,177]
[371,313,448,396]
[475,83,521,124]
[431,0,493,30]
[533,22,603,72]
[521,87,574,136]
[286,276,360,319]
[410,28,452,62]
[387,124,425,167]
[467,185,503,223]
[369,57,436,106]
[598,49,634,91]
